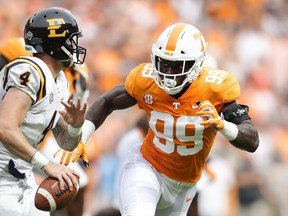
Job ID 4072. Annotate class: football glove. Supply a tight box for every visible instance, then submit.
[196,100,224,131]
[54,141,89,167]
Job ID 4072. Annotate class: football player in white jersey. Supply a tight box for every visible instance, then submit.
[59,23,259,216]
[0,37,90,216]
[0,7,87,216]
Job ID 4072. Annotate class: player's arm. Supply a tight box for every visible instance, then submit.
[197,100,259,152]
[52,97,87,151]
[54,84,137,166]
[0,87,37,162]
[52,117,81,151]
[220,101,259,152]
[0,87,79,190]
[86,83,137,130]
[81,83,137,144]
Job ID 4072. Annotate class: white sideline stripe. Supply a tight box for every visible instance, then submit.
[37,188,57,212]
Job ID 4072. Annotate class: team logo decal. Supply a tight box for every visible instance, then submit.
[191,103,199,109]
[26,31,33,40]
[236,108,246,116]
[191,100,200,109]
[47,18,67,38]
[144,94,153,105]
[173,102,180,110]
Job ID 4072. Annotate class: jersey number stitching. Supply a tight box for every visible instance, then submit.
[19,71,31,86]
[142,64,154,78]
[150,110,204,156]
[204,70,226,85]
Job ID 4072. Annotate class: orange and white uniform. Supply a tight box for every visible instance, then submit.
[126,63,240,182]
[120,62,240,216]
[64,63,89,104]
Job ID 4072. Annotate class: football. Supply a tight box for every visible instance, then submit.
[35,176,79,212]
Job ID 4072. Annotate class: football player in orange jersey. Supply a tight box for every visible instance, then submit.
[60,23,259,216]
[0,37,32,65]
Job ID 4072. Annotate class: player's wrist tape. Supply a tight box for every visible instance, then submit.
[68,125,82,137]
[219,120,239,141]
[80,120,96,144]
[31,151,49,169]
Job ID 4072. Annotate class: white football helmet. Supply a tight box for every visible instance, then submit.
[151,23,207,95]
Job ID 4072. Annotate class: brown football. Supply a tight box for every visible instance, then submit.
[35,176,79,212]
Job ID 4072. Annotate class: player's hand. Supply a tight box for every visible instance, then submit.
[196,100,224,131]
[42,162,80,191]
[54,142,89,167]
[59,96,87,128]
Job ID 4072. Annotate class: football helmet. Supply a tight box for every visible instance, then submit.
[151,23,207,95]
[24,7,86,67]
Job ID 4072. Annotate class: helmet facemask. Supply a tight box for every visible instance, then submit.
[152,52,205,95]
[59,31,87,67]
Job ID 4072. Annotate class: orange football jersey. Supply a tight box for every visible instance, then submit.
[64,63,89,96]
[125,63,240,183]
[0,37,32,61]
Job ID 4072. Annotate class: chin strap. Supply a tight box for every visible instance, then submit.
[61,46,73,67]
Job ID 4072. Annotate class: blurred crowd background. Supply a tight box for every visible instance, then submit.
[1,0,288,216]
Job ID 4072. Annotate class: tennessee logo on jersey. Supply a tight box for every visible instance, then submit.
[125,63,240,183]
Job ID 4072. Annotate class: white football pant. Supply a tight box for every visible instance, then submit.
[118,143,197,216]
[0,171,49,216]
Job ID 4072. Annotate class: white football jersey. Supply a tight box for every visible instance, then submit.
[0,56,69,175]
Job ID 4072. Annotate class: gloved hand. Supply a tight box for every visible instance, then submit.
[53,141,89,167]
[196,100,224,131]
